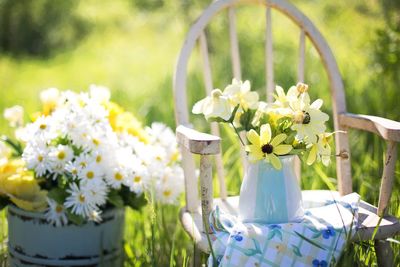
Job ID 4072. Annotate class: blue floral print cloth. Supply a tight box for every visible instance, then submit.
[207,193,360,267]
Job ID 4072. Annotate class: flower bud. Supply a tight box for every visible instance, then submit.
[296,82,309,93]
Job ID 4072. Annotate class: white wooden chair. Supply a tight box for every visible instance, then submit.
[173,0,400,266]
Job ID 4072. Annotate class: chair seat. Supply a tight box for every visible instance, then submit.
[180,190,400,253]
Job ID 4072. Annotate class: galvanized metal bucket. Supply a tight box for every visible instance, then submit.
[7,205,125,267]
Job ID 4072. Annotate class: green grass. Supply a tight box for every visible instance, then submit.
[0,0,399,266]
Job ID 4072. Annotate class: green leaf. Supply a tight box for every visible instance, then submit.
[72,145,84,156]
[108,189,125,208]
[291,245,303,257]
[66,210,85,225]
[239,109,257,131]
[228,104,240,123]
[289,149,304,155]
[1,135,23,156]
[48,188,68,204]
[0,196,10,211]
[120,186,147,210]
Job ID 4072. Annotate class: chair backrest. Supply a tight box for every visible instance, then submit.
[173,0,352,213]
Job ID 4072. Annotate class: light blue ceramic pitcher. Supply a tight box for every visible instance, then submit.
[238,155,304,224]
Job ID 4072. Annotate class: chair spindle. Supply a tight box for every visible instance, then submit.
[265,6,274,103]
[199,31,228,199]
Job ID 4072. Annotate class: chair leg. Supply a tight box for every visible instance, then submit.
[375,240,394,267]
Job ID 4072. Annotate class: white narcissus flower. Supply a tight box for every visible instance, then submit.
[192,89,232,121]
[272,83,309,110]
[3,105,24,127]
[224,79,259,110]
[290,93,329,144]
[45,198,68,227]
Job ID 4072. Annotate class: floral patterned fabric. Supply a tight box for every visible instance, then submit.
[208,193,360,267]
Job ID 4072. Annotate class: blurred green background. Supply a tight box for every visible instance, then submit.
[0,0,399,266]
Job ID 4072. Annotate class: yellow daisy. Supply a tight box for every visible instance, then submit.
[245,124,293,169]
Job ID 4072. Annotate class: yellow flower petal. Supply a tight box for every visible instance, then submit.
[273,144,292,155]
[270,133,287,147]
[306,145,317,165]
[246,145,263,161]
[246,130,261,147]
[260,124,271,144]
[268,154,282,169]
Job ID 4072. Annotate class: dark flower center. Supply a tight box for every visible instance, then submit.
[261,144,273,154]
[302,112,311,124]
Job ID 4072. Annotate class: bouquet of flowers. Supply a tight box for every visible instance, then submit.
[0,85,183,226]
[192,79,334,169]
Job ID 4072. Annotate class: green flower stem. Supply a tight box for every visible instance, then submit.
[230,123,245,147]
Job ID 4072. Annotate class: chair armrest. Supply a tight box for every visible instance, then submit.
[339,113,400,142]
[176,125,221,155]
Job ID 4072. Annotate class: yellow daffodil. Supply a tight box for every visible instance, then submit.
[224,79,259,110]
[0,159,47,211]
[245,124,293,169]
[306,132,334,166]
[192,89,232,121]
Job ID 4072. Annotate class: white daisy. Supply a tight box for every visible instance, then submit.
[78,162,104,183]
[64,183,96,218]
[25,115,58,141]
[22,143,51,177]
[105,165,127,189]
[123,164,149,194]
[81,179,108,206]
[87,209,102,223]
[74,153,92,170]
[89,84,111,104]
[49,145,74,172]
[65,161,79,179]
[45,198,68,227]
[155,166,184,204]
